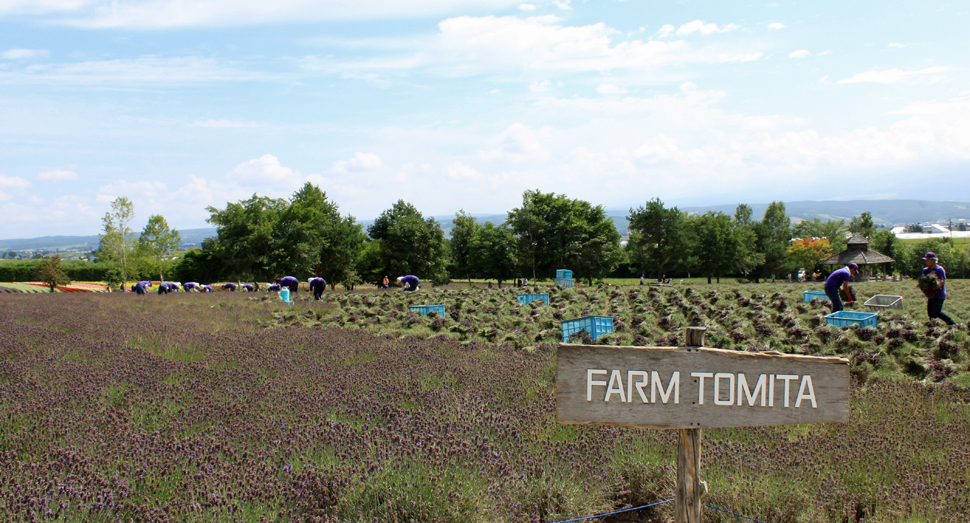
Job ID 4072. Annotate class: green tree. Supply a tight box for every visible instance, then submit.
[318,215,366,290]
[694,212,740,283]
[793,218,848,254]
[138,214,181,282]
[506,191,545,281]
[207,194,286,281]
[627,198,687,280]
[449,210,480,284]
[36,255,70,292]
[869,229,904,274]
[849,211,876,239]
[99,196,137,284]
[367,200,449,283]
[754,201,792,281]
[733,204,764,280]
[470,222,518,287]
[786,238,832,273]
[172,239,224,284]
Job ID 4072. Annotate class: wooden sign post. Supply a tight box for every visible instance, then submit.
[556,327,850,523]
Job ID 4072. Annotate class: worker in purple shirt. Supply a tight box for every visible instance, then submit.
[309,277,327,300]
[268,284,281,292]
[222,282,237,291]
[397,275,419,292]
[201,285,213,293]
[823,263,859,313]
[280,276,299,293]
[921,252,955,325]
[242,284,254,292]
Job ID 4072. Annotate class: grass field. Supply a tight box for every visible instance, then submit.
[1,284,969,522]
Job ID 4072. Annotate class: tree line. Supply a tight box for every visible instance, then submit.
[88,186,970,288]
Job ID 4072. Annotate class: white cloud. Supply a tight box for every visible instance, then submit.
[6,0,523,29]
[0,56,288,85]
[767,23,786,29]
[1,48,48,59]
[231,154,302,184]
[837,66,948,85]
[480,122,550,162]
[518,3,536,11]
[554,0,571,10]
[596,83,626,94]
[0,191,9,201]
[446,161,481,179]
[192,119,258,128]
[37,170,78,181]
[0,175,31,188]
[674,20,740,36]
[330,152,384,173]
[529,80,552,92]
[789,50,811,58]
[656,24,675,38]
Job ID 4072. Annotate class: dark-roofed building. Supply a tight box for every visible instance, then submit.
[820,234,895,277]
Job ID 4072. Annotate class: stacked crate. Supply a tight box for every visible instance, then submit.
[555,269,575,288]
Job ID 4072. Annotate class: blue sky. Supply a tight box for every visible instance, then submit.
[1,0,968,238]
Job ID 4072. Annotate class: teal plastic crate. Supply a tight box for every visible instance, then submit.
[409,304,446,317]
[554,277,575,288]
[556,269,573,279]
[803,290,827,302]
[517,293,549,306]
[562,316,613,343]
[824,311,877,328]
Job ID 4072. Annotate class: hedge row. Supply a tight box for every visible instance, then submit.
[0,262,116,282]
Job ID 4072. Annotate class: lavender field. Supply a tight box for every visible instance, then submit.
[1,283,969,522]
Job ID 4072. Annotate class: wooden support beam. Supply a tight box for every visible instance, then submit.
[676,326,707,523]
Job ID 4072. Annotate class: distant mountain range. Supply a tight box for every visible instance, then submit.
[2,199,968,251]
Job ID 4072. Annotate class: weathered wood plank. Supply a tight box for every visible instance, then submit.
[675,428,703,523]
[556,344,850,429]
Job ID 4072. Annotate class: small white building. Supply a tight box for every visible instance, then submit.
[923,224,950,234]
[890,226,906,235]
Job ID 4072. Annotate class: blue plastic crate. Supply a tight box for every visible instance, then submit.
[517,293,550,306]
[554,277,575,288]
[409,304,446,317]
[561,316,614,343]
[556,269,573,279]
[803,290,827,302]
[824,311,878,329]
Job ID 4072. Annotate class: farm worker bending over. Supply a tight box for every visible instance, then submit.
[222,282,236,291]
[202,285,213,293]
[921,252,955,325]
[184,282,201,292]
[310,277,327,300]
[268,284,281,292]
[280,276,299,294]
[823,263,859,313]
[138,281,152,289]
[242,284,254,292]
[397,275,419,292]
[133,282,146,295]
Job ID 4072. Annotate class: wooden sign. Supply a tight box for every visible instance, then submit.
[556,344,850,429]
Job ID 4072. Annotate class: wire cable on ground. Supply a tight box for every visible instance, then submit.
[549,498,674,523]
[704,503,768,523]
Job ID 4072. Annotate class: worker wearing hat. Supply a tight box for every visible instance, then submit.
[823,262,860,313]
[921,252,955,325]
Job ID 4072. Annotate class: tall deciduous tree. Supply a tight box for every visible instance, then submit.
[694,212,740,284]
[138,214,181,282]
[627,198,687,280]
[367,200,449,283]
[869,229,903,274]
[99,197,136,284]
[508,190,619,283]
[849,211,876,239]
[793,218,848,254]
[755,201,792,281]
[450,210,480,284]
[207,194,287,281]
[470,222,517,287]
[36,255,70,292]
[787,238,833,273]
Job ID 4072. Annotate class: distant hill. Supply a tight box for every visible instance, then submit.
[0,228,218,252]
[3,200,968,250]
